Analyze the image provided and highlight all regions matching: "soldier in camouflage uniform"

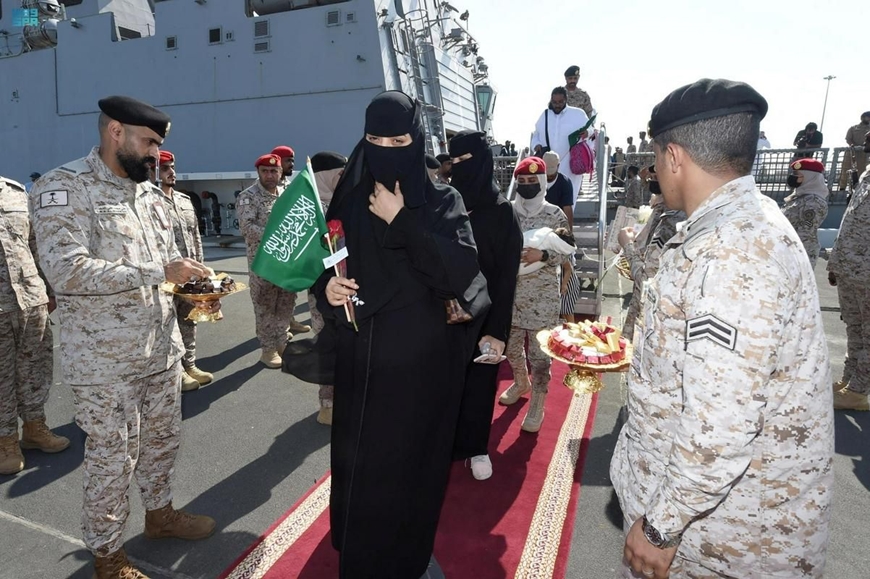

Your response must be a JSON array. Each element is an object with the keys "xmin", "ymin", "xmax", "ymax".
[
  {"xmin": 30, "ymin": 96, "xmax": 216, "ymax": 579},
  {"xmin": 838, "ymin": 112, "xmax": 870, "ymax": 190},
  {"xmin": 619, "ymin": 179, "xmax": 686, "ymax": 341},
  {"xmin": 612, "ymin": 80, "xmax": 833, "ymax": 579},
  {"xmin": 157, "ymin": 150, "xmax": 212, "ymax": 392},
  {"xmin": 499, "ymin": 158, "xmax": 568, "ymax": 433},
  {"xmin": 237, "ymin": 153, "xmax": 309, "ymax": 369},
  {"xmin": 563, "ymin": 65, "xmax": 594, "ymax": 117},
  {"xmin": 781, "ymin": 158, "xmax": 829, "ymax": 269},
  {"xmin": 0, "ymin": 176, "xmax": 70, "ymax": 476},
  {"xmin": 829, "ymin": 131, "xmax": 870, "ymax": 411},
  {"xmin": 623, "ymin": 165, "xmax": 643, "ymax": 209}
]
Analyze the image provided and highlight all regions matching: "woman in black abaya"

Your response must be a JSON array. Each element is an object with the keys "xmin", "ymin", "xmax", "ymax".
[
  {"xmin": 448, "ymin": 130, "xmax": 523, "ymax": 481},
  {"xmin": 315, "ymin": 91, "xmax": 490, "ymax": 579}
]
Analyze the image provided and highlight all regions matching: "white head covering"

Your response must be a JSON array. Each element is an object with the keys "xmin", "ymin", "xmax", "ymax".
[
  {"xmin": 512, "ymin": 173, "xmax": 549, "ymax": 217},
  {"xmin": 791, "ymin": 170, "xmax": 829, "ymax": 202},
  {"xmin": 542, "ymin": 151, "xmax": 560, "ymax": 176}
]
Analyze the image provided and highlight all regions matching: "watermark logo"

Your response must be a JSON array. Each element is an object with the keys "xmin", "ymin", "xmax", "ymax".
[{"xmin": 12, "ymin": 9, "xmax": 40, "ymax": 27}]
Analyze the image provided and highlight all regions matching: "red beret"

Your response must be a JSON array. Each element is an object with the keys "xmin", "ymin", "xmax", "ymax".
[
  {"xmin": 255, "ymin": 154, "xmax": 281, "ymax": 168},
  {"xmin": 514, "ymin": 156, "xmax": 546, "ymax": 177},
  {"xmin": 271, "ymin": 145, "xmax": 295, "ymax": 159},
  {"xmin": 158, "ymin": 150, "xmax": 174, "ymax": 165},
  {"xmin": 790, "ymin": 158, "xmax": 824, "ymax": 173}
]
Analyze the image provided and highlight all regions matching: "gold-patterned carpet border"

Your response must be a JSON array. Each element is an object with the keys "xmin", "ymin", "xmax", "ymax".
[
  {"xmin": 514, "ymin": 391, "xmax": 593, "ymax": 579},
  {"xmin": 224, "ymin": 476, "xmax": 332, "ymax": 579}
]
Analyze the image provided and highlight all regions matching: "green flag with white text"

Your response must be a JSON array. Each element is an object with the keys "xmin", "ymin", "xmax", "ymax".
[{"xmin": 251, "ymin": 164, "xmax": 329, "ymax": 292}]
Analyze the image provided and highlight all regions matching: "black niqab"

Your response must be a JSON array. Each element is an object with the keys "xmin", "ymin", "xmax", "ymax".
[
  {"xmin": 323, "ymin": 91, "xmax": 489, "ymax": 325},
  {"xmin": 448, "ymin": 130, "xmax": 499, "ymax": 212}
]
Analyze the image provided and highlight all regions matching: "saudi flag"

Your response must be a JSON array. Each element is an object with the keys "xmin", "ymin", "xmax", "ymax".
[{"xmin": 251, "ymin": 162, "xmax": 329, "ymax": 292}]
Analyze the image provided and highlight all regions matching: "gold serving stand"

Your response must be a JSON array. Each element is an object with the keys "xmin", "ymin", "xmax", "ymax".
[
  {"xmin": 160, "ymin": 273, "xmax": 248, "ymax": 323},
  {"xmin": 536, "ymin": 329, "xmax": 632, "ymax": 394}
]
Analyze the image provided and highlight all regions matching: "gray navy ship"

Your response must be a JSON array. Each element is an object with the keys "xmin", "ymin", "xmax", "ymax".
[{"xmin": 0, "ymin": 0, "xmax": 497, "ymax": 234}]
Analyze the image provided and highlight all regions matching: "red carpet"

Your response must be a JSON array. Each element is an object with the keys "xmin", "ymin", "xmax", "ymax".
[{"xmin": 220, "ymin": 362, "xmax": 599, "ymax": 579}]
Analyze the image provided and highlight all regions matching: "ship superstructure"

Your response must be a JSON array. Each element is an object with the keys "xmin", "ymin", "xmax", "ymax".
[{"xmin": 0, "ymin": 0, "xmax": 496, "ymax": 232}]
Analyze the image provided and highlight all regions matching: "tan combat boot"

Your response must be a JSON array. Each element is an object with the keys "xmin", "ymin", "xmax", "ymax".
[
  {"xmin": 92, "ymin": 548, "xmax": 149, "ymax": 579},
  {"xmin": 521, "ymin": 392, "xmax": 547, "ymax": 433},
  {"xmin": 186, "ymin": 366, "xmax": 213, "ymax": 385},
  {"xmin": 317, "ymin": 401, "xmax": 333, "ymax": 426},
  {"xmin": 288, "ymin": 320, "xmax": 311, "ymax": 335},
  {"xmin": 144, "ymin": 504, "xmax": 216, "ymax": 540},
  {"xmin": 0, "ymin": 434, "xmax": 24, "ymax": 475},
  {"xmin": 499, "ymin": 381, "xmax": 531, "ymax": 405},
  {"xmin": 833, "ymin": 388, "xmax": 870, "ymax": 411},
  {"xmin": 260, "ymin": 349, "xmax": 282, "ymax": 369},
  {"xmin": 181, "ymin": 372, "xmax": 200, "ymax": 392},
  {"xmin": 21, "ymin": 419, "xmax": 70, "ymax": 453},
  {"xmin": 833, "ymin": 379, "xmax": 848, "ymax": 393}
]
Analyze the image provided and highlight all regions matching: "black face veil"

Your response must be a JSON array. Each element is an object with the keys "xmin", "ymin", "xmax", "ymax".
[{"xmin": 448, "ymin": 130, "xmax": 499, "ymax": 211}]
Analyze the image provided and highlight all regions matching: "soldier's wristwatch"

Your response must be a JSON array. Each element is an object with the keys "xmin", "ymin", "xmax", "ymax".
[
  {"xmin": 642, "ymin": 515, "xmax": 681, "ymax": 549},
  {"xmin": 541, "ymin": 250, "xmax": 550, "ymax": 262}
]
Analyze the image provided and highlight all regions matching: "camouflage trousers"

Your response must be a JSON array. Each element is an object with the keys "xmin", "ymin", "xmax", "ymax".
[
  {"xmin": 505, "ymin": 326, "xmax": 551, "ymax": 394},
  {"xmin": 838, "ymin": 277, "xmax": 870, "ymax": 393},
  {"xmin": 71, "ymin": 362, "xmax": 182, "ymax": 556},
  {"xmin": 306, "ymin": 293, "xmax": 333, "ymax": 404},
  {"xmin": 249, "ymin": 272, "xmax": 296, "ymax": 351},
  {"xmin": 0, "ymin": 305, "xmax": 53, "ymax": 437},
  {"xmin": 174, "ymin": 297, "xmax": 197, "ymax": 369}
]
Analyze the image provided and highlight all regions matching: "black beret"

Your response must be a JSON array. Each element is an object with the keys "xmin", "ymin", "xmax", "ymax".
[
  {"xmin": 425, "ymin": 154, "xmax": 441, "ymax": 170},
  {"xmin": 311, "ymin": 151, "xmax": 348, "ymax": 173},
  {"xmin": 98, "ymin": 95, "xmax": 171, "ymax": 138},
  {"xmin": 436, "ymin": 153, "xmax": 451, "ymax": 164},
  {"xmin": 648, "ymin": 78, "xmax": 768, "ymax": 138},
  {"xmin": 862, "ymin": 111, "xmax": 870, "ymax": 118},
  {"xmin": 564, "ymin": 65, "xmax": 580, "ymax": 76}
]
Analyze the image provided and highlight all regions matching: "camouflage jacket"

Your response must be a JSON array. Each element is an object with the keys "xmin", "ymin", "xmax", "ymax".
[
  {"xmin": 611, "ymin": 176, "xmax": 834, "ymax": 577},
  {"xmin": 781, "ymin": 192, "xmax": 828, "ymax": 262},
  {"xmin": 29, "ymin": 147, "xmax": 183, "ymax": 385},
  {"xmin": 511, "ymin": 203, "xmax": 568, "ymax": 330},
  {"xmin": 564, "ymin": 86, "xmax": 594, "ymax": 117},
  {"xmin": 160, "ymin": 188, "xmax": 203, "ymax": 263},
  {"xmin": 0, "ymin": 177, "xmax": 51, "ymax": 312},
  {"xmin": 828, "ymin": 168, "xmax": 870, "ymax": 281},
  {"xmin": 237, "ymin": 181, "xmax": 280, "ymax": 263},
  {"xmin": 623, "ymin": 177, "xmax": 642, "ymax": 209}
]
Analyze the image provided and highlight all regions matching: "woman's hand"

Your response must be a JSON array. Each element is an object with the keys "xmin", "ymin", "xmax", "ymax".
[
  {"xmin": 326, "ymin": 276, "xmax": 359, "ymax": 306},
  {"xmin": 369, "ymin": 181, "xmax": 404, "ymax": 224}
]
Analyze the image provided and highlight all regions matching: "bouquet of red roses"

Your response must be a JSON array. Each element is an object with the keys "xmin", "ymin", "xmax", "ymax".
[{"xmin": 325, "ymin": 219, "xmax": 358, "ymax": 331}]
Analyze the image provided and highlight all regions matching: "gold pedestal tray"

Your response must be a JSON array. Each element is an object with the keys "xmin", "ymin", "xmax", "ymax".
[
  {"xmin": 616, "ymin": 255, "xmax": 633, "ymax": 280},
  {"xmin": 536, "ymin": 329, "xmax": 632, "ymax": 394},
  {"xmin": 160, "ymin": 277, "xmax": 248, "ymax": 323}
]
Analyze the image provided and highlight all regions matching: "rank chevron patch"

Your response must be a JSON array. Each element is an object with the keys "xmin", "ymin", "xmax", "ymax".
[{"xmin": 685, "ymin": 314, "xmax": 737, "ymax": 350}]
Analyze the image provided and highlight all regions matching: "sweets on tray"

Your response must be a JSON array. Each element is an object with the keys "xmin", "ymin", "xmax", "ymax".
[
  {"xmin": 546, "ymin": 320, "xmax": 628, "ymax": 365},
  {"xmin": 176, "ymin": 276, "xmax": 237, "ymax": 295}
]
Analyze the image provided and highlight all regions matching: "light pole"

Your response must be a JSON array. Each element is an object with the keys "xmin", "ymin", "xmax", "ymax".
[{"xmin": 820, "ymin": 75, "xmax": 836, "ymax": 132}]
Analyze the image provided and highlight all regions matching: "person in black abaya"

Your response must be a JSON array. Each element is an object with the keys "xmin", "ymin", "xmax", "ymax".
[
  {"xmin": 448, "ymin": 130, "xmax": 523, "ymax": 481},
  {"xmin": 315, "ymin": 91, "xmax": 490, "ymax": 579}
]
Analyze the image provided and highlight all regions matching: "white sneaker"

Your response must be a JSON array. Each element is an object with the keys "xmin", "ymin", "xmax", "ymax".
[{"xmin": 469, "ymin": 454, "xmax": 492, "ymax": 480}]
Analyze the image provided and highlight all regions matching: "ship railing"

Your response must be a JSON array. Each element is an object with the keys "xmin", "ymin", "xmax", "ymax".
[{"xmin": 604, "ymin": 147, "xmax": 861, "ymax": 206}]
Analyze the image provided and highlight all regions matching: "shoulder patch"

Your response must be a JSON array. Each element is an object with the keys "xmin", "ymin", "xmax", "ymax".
[
  {"xmin": 686, "ymin": 314, "xmax": 737, "ymax": 351},
  {"xmin": 39, "ymin": 190, "xmax": 69, "ymax": 208}
]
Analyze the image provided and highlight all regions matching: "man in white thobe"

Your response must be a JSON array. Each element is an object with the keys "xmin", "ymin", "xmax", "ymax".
[{"xmin": 531, "ymin": 87, "xmax": 590, "ymax": 203}]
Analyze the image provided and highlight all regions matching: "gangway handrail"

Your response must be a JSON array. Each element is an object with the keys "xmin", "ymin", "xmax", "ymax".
[{"xmin": 595, "ymin": 128, "xmax": 608, "ymax": 315}]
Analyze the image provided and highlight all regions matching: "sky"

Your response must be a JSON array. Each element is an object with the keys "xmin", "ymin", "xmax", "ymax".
[{"xmin": 457, "ymin": 0, "xmax": 867, "ymax": 151}]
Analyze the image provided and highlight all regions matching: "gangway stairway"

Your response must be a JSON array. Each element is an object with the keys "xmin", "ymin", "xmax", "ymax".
[{"xmin": 571, "ymin": 128, "xmax": 609, "ymax": 317}]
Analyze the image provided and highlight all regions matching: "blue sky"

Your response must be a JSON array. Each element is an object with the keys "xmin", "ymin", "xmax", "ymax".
[{"xmin": 460, "ymin": 0, "xmax": 867, "ymax": 150}]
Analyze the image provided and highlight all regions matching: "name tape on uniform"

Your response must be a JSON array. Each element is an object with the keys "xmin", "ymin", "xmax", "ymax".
[
  {"xmin": 95, "ymin": 204, "xmax": 127, "ymax": 215},
  {"xmin": 685, "ymin": 314, "xmax": 737, "ymax": 351},
  {"xmin": 323, "ymin": 246, "xmax": 349, "ymax": 269},
  {"xmin": 40, "ymin": 190, "xmax": 68, "ymax": 208}
]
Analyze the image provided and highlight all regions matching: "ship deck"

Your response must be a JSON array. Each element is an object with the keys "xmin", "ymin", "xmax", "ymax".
[{"xmin": 0, "ymin": 246, "xmax": 866, "ymax": 578}]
